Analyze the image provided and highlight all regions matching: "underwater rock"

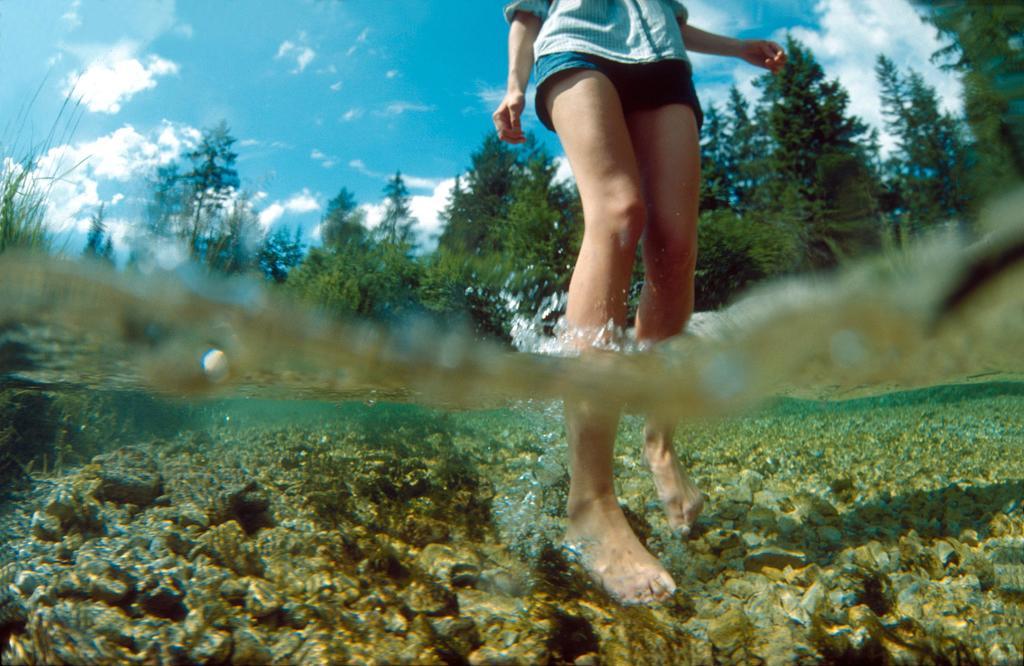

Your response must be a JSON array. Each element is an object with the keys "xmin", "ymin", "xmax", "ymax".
[
  {"xmin": 231, "ymin": 627, "xmax": 273, "ymax": 665},
  {"xmin": 743, "ymin": 547, "xmax": 808, "ymax": 573},
  {"xmin": 244, "ymin": 576, "xmax": 284, "ymax": 620},
  {"xmin": 706, "ymin": 606, "xmax": 752, "ymax": 653},
  {"xmin": 401, "ymin": 579, "xmax": 458, "ymax": 617},
  {"xmin": 91, "ymin": 447, "xmax": 163, "ymax": 506},
  {"xmin": 138, "ymin": 573, "xmax": 188, "ymax": 620},
  {"xmin": 197, "ymin": 520, "xmax": 264, "ymax": 577},
  {"xmin": 190, "ymin": 628, "xmax": 233, "ymax": 664},
  {"xmin": 13, "ymin": 570, "xmax": 44, "ymax": 597},
  {"xmin": 29, "ymin": 510, "xmax": 61, "ymax": 542},
  {"xmin": 89, "ymin": 575, "xmax": 132, "ymax": 606},
  {"xmin": 415, "ymin": 543, "xmax": 483, "ymax": 589}
]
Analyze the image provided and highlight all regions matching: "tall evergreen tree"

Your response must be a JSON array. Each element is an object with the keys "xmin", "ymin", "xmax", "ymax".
[
  {"xmin": 377, "ymin": 171, "xmax": 416, "ymax": 249},
  {"xmin": 914, "ymin": 1, "xmax": 1024, "ymax": 202},
  {"xmin": 754, "ymin": 36, "xmax": 879, "ymax": 266},
  {"xmin": 183, "ymin": 121, "xmax": 241, "ymax": 258},
  {"xmin": 321, "ymin": 187, "xmax": 366, "ymax": 249},
  {"xmin": 699, "ymin": 104, "xmax": 731, "ymax": 212},
  {"xmin": 876, "ymin": 54, "xmax": 969, "ymax": 230},
  {"xmin": 83, "ymin": 204, "xmax": 114, "ymax": 264},
  {"xmin": 258, "ymin": 225, "xmax": 305, "ymax": 283},
  {"xmin": 723, "ymin": 86, "xmax": 763, "ymax": 212},
  {"xmin": 438, "ymin": 134, "xmax": 519, "ymax": 254}
]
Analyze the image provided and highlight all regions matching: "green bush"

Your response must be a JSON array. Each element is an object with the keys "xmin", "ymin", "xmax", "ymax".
[
  {"xmin": 694, "ymin": 210, "xmax": 801, "ymax": 310},
  {"xmin": 288, "ymin": 241, "xmax": 424, "ymax": 321}
]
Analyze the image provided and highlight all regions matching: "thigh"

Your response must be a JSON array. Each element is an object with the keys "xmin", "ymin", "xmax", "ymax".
[
  {"xmin": 625, "ymin": 104, "xmax": 701, "ymax": 246},
  {"xmin": 546, "ymin": 70, "xmax": 644, "ymax": 217}
]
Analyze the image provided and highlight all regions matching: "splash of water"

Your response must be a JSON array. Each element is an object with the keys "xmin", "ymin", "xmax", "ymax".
[{"xmin": 1, "ymin": 191, "xmax": 1023, "ymax": 417}]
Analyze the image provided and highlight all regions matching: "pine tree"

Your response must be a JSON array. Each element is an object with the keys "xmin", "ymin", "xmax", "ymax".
[
  {"xmin": 876, "ymin": 54, "xmax": 969, "ymax": 231},
  {"xmin": 438, "ymin": 134, "xmax": 519, "ymax": 254},
  {"xmin": 377, "ymin": 171, "xmax": 416, "ymax": 249},
  {"xmin": 258, "ymin": 225, "xmax": 305, "ymax": 283},
  {"xmin": 321, "ymin": 187, "xmax": 366, "ymax": 249},
  {"xmin": 83, "ymin": 204, "xmax": 114, "ymax": 264},
  {"xmin": 754, "ymin": 36, "xmax": 879, "ymax": 266},
  {"xmin": 723, "ymin": 86, "xmax": 763, "ymax": 212},
  {"xmin": 699, "ymin": 104, "xmax": 731, "ymax": 212},
  {"xmin": 914, "ymin": 0, "xmax": 1024, "ymax": 202},
  {"xmin": 144, "ymin": 120, "xmax": 243, "ymax": 268}
]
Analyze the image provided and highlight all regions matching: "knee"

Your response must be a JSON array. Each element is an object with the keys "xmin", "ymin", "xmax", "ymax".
[
  {"xmin": 647, "ymin": 224, "xmax": 698, "ymax": 276},
  {"xmin": 585, "ymin": 191, "xmax": 647, "ymax": 252}
]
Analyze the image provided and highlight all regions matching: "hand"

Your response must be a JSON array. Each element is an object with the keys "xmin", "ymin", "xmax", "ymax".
[
  {"xmin": 738, "ymin": 39, "xmax": 786, "ymax": 74},
  {"xmin": 493, "ymin": 90, "xmax": 526, "ymax": 144}
]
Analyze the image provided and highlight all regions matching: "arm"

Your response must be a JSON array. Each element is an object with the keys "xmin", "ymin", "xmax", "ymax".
[
  {"xmin": 494, "ymin": 11, "xmax": 542, "ymax": 145},
  {"xmin": 679, "ymin": 22, "xmax": 787, "ymax": 73}
]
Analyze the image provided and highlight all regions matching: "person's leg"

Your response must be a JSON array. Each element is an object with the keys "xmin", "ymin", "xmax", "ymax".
[
  {"xmin": 546, "ymin": 69, "xmax": 677, "ymax": 603},
  {"xmin": 625, "ymin": 104, "xmax": 705, "ymax": 535}
]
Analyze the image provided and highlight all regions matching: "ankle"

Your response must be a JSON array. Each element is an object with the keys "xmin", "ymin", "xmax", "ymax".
[
  {"xmin": 567, "ymin": 492, "xmax": 618, "ymax": 521},
  {"xmin": 644, "ymin": 444, "xmax": 675, "ymax": 468}
]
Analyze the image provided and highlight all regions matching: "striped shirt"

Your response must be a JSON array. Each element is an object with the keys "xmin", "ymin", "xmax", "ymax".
[{"xmin": 503, "ymin": 0, "xmax": 691, "ymax": 65}]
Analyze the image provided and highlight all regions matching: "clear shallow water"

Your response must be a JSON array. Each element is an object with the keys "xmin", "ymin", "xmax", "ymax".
[
  {"xmin": 2, "ymin": 202, "xmax": 1023, "ymax": 416},
  {"xmin": 0, "ymin": 199, "xmax": 1023, "ymax": 663}
]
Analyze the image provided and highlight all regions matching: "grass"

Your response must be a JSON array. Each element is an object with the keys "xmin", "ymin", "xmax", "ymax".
[
  {"xmin": 0, "ymin": 156, "xmax": 50, "ymax": 253},
  {"xmin": 0, "ymin": 84, "xmax": 84, "ymax": 255}
]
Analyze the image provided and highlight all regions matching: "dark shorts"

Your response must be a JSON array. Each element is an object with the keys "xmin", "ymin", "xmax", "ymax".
[{"xmin": 534, "ymin": 51, "xmax": 703, "ymax": 133}]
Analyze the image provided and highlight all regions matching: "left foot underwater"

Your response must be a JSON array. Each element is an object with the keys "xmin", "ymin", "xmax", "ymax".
[{"xmin": 645, "ymin": 428, "xmax": 704, "ymax": 536}]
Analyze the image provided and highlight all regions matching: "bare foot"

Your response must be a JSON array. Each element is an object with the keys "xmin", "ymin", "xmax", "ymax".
[
  {"xmin": 564, "ymin": 496, "xmax": 677, "ymax": 604},
  {"xmin": 645, "ymin": 428, "xmax": 704, "ymax": 536}
]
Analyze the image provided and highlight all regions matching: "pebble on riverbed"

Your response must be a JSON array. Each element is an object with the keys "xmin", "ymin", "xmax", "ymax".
[{"xmin": 0, "ymin": 391, "xmax": 1023, "ymax": 664}]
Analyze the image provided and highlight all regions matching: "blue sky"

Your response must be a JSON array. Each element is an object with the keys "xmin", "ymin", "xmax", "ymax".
[{"xmin": 0, "ymin": 0, "xmax": 961, "ymax": 256}]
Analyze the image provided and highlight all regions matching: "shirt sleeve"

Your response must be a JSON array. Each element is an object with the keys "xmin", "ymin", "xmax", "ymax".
[
  {"xmin": 669, "ymin": 1, "xmax": 688, "ymax": 24},
  {"xmin": 503, "ymin": 0, "xmax": 548, "ymax": 24}
]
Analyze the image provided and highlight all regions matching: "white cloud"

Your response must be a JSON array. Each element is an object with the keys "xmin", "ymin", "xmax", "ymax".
[
  {"xmin": 386, "ymin": 69, "xmax": 399, "ymax": 79},
  {"xmin": 347, "ymin": 159, "xmax": 442, "ymax": 192},
  {"xmin": 257, "ymin": 188, "xmax": 321, "ymax": 229},
  {"xmin": 341, "ymin": 108, "xmax": 364, "ymax": 122},
  {"xmin": 787, "ymin": 0, "xmax": 962, "ymax": 153},
  {"xmin": 61, "ymin": 0, "xmax": 82, "ymax": 29},
  {"xmin": 276, "ymin": 34, "xmax": 316, "ymax": 74},
  {"xmin": 404, "ymin": 175, "xmax": 445, "ymax": 190},
  {"xmin": 409, "ymin": 178, "xmax": 456, "ymax": 250},
  {"xmin": 381, "ymin": 101, "xmax": 435, "ymax": 116},
  {"xmin": 63, "ymin": 42, "xmax": 179, "ymax": 114},
  {"xmin": 174, "ymin": 24, "xmax": 194, "ymax": 39},
  {"xmin": 284, "ymin": 189, "xmax": 320, "ymax": 213},
  {"xmin": 683, "ymin": 0, "xmax": 747, "ymax": 36},
  {"xmin": 346, "ymin": 27, "xmax": 370, "ymax": 56},
  {"xmin": 25, "ymin": 122, "xmax": 199, "ymax": 233},
  {"xmin": 554, "ymin": 155, "xmax": 574, "ymax": 184},
  {"xmin": 258, "ymin": 203, "xmax": 286, "ymax": 229},
  {"xmin": 330, "ymin": 81, "xmax": 343, "ymax": 92},
  {"xmin": 310, "ymin": 149, "xmax": 336, "ymax": 168}
]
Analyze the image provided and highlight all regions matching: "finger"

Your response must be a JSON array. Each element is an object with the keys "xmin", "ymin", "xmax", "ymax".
[
  {"xmin": 493, "ymin": 107, "xmax": 511, "ymax": 133},
  {"xmin": 509, "ymin": 106, "xmax": 519, "ymax": 131}
]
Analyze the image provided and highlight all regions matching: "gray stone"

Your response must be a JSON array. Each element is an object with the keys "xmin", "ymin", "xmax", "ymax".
[
  {"xmin": 14, "ymin": 570, "xmax": 45, "ymax": 596},
  {"xmin": 30, "ymin": 510, "xmax": 61, "ymax": 542},
  {"xmin": 744, "ymin": 547, "xmax": 808, "ymax": 573},
  {"xmin": 707, "ymin": 607, "xmax": 751, "ymax": 651},
  {"xmin": 232, "ymin": 628, "xmax": 273, "ymax": 665},
  {"xmin": 934, "ymin": 540, "xmax": 958, "ymax": 567},
  {"xmin": 190, "ymin": 629, "xmax": 233, "ymax": 664},
  {"xmin": 92, "ymin": 448, "xmax": 163, "ymax": 507},
  {"xmin": 90, "ymin": 577, "xmax": 131, "ymax": 605}
]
